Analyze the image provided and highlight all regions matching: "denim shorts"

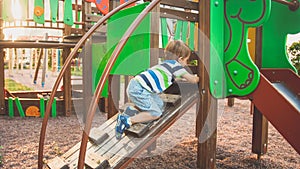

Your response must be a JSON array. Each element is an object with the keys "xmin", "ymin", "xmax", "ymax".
[{"xmin": 127, "ymin": 79, "xmax": 164, "ymax": 117}]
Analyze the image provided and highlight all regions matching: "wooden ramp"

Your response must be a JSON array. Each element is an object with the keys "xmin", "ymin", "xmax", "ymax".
[{"xmin": 47, "ymin": 91, "xmax": 199, "ymax": 169}]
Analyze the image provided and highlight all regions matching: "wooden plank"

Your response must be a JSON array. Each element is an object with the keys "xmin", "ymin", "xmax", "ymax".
[
  {"xmin": 85, "ymin": 152, "xmax": 109, "ymax": 169},
  {"xmin": 85, "ymin": 14, "xmax": 103, "ymax": 22},
  {"xmin": 62, "ymin": 115, "xmax": 118, "ymax": 167},
  {"xmin": 119, "ymin": 94, "xmax": 180, "ymax": 137},
  {"xmin": 109, "ymin": 93, "xmax": 199, "ymax": 168},
  {"xmin": 10, "ymin": 90, "xmax": 64, "ymax": 98},
  {"xmin": 47, "ymin": 157, "xmax": 69, "ymax": 169},
  {"xmin": 89, "ymin": 128, "xmax": 109, "ymax": 145},
  {"xmin": 50, "ymin": 91, "xmax": 198, "ymax": 169},
  {"xmin": 61, "ymin": 115, "xmax": 117, "ymax": 167},
  {"xmin": 161, "ymin": 0, "xmax": 199, "ymax": 11},
  {"xmin": 101, "ymin": 136, "xmax": 132, "ymax": 159},
  {"xmin": 160, "ymin": 8, "xmax": 198, "ymax": 22},
  {"xmin": 124, "ymin": 123, "xmax": 151, "ymax": 137},
  {"xmin": 64, "ymin": 115, "xmax": 116, "ymax": 165},
  {"xmin": 63, "ymin": 142, "xmax": 93, "ymax": 168},
  {"xmin": 61, "ymin": 142, "xmax": 82, "ymax": 160},
  {"xmin": 159, "ymin": 94, "xmax": 181, "ymax": 105},
  {"xmin": 0, "ymin": 40, "xmax": 76, "ymax": 49}
]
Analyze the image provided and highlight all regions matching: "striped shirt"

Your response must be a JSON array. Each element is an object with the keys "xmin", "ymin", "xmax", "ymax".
[{"xmin": 135, "ymin": 60, "xmax": 188, "ymax": 93}]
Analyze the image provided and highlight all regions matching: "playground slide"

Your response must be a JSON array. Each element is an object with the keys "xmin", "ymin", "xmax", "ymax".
[{"xmin": 250, "ymin": 68, "xmax": 300, "ymax": 154}]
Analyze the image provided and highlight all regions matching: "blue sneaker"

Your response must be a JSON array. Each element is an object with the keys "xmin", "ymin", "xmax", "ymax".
[
  {"xmin": 123, "ymin": 106, "xmax": 139, "ymax": 116},
  {"xmin": 115, "ymin": 114, "xmax": 131, "ymax": 140}
]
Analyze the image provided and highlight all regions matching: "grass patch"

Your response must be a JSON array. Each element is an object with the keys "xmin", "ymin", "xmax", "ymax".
[
  {"xmin": 71, "ymin": 68, "xmax": 82, "ymax": 76},
  {"xmin": 5, "ymin": 79, "xmax": 33, "ymax": 91}
]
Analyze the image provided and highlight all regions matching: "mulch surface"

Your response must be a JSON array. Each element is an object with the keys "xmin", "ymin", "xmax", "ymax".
[{"xmin": 0, "ymin": 99, "xmax": 299, "ymax": 168}]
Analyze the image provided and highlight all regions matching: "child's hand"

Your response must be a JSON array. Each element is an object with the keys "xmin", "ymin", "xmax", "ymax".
[
  {"xmin": 182, "ymin": 73, "xmax": 199, "ymax": 84},
  {"xmin": 175, "ymin": 78, "xmax": 187, "ymax": 82}
]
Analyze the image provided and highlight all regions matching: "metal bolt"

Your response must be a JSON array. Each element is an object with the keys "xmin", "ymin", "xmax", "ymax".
[
  {"xmin": 214, "ymin": 80, "xmax": 218, "ymax": 84},
  {"xmin": 228, "ymin": 89, "xmax": 233, "ymax": 93},
  {"xmin": 233, "ymin": 70, "xmax": 238, "ymax": 75},
  {"xmin": 215, "ymin": 1, "xmax": 219, "ymax": 6}
]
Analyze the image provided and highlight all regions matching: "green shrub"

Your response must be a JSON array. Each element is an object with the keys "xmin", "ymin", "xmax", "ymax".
[{"xmin": 288, "ymin": 41, "xmax": 300, "ymax": 75}]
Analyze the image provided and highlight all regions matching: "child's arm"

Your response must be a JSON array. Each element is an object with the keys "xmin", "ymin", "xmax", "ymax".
[{"xmin": 182, "ymin": 73, "xmax": 199, "ymax": 84}]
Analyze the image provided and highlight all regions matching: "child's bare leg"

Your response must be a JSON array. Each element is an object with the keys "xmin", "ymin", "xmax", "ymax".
[{"xmin": 130, "ymin": 112, "xmax": 160, "ymax": 124}]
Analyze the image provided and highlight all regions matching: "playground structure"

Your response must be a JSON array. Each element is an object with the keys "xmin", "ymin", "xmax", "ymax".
[
  {"xmin": 0, "ymin": 0, "xmax": 102, "ymax": 117},
  {"xmin": 0, "ymin": 0, "xmax": 299, "ymax": 169}
]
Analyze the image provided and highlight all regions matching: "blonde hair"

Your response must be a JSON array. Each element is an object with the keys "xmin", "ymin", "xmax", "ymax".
[{"xmin": 164, "ymin": 40, "xmax": 191, "ymax": 60}]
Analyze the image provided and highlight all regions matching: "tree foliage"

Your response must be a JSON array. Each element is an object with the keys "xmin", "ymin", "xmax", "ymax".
[{"xmin": 287, "ymin": 41, "xmax": 300, "ymax": 75}]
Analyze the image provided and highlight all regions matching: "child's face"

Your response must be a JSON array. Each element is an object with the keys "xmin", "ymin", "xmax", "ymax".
[{"xmin": 178, "ymin": 56, "xmax": 190, "ymax": 67}]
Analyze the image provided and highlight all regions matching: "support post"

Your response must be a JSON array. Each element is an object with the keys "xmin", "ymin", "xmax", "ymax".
[
  {"xmin": 147, "ymin": 1, "xmax": 160, "ymax": 152},
  {"xmin": 107, "ymin": 0, "xmax": 120, "ymax": 119},
  {"xmin": 82, "ymin": 36, "xmax": 92, "ymax": 121},
  {"xmin": 0, "ymin": 48, "xmax": 4, "ymax": 115},
  {"xmin": 63, "ymin": 25, "xmax": 72, "ymax": 116},
  {"xmin": 108, "ymin": 75, "xmax": 119, "ymax": 119},
  {"xmin": 0, "ymin": 0, "xmax": 5, "ymax": 115},
  {"xmin": 150, "ymin": 2, "xmax": 160, "ymax": 67},
  {"xmin": 197, "ymin": 0, "xmax": 217, "ymax": 168},
  {"xmin": 251, "ymin": 26, "xmax": 269, "ymax": 158},
  {"xmin": 227, "ymin": 98, "xmax": 234, "ymax": 107},
  {"xmin": 252, "ymin": 106, "xmax": 268, "ymax": 159}
]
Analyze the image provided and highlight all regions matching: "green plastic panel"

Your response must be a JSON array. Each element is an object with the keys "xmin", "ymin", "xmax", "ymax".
[
  {"xmin": 160, "ymin": 18, "xmax": 195, "ymax": 50},
  {"xmin": 174, "ymin": 20, "xmax": 183, "ymax": 40},
  {"xmin": 222, "ymin": 0, "xmax": 271, "ymax": 97},
  {"xmin": 261, "ymin": 2, "xmax": 298, "ymax": 73},
  {"xmin": 40, "ymin": 98, "xmax": 45, "ymax": 118},
  {"xmin": 15, "ymin": 97, "xmax": 25, "ymax": 117},
  {"xmin": 50, "ymin": 0, "xmax": 59, "ymax": 23},
  {"xmin": 182, "ymin": 21, "xmax": 188, "ymax": 43},
  {"xmin": 92, "ymin": 43, "xmax": 109, "ymax": 97},
  {"xmin": 107, "ymin": 2, "xmax": 151, "ymax": 75},
  {"xmin": 189, "ymin": 22, "xmax": 195, "ymax": 51},
  {"xmin": 33, "ymin": 0, "xmax": 45, "ymax": 24},
  {"xmin": 8, "ymin": 97, "xmax": 14, "ymax": 117},
  {"xmin": 210, "ymin": 0, "xmax": 225, "ymax": 98},
  {"xmin": 161, "ymin": 18, "xmax": 169, "ymax": 48},
  {"xmin": 63, "ymin": 0, "xmax": 74, "ymax": 26}
]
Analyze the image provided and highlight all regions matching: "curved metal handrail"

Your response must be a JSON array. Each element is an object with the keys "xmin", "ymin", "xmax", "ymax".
[
  {"xmin": 37, "ymin": 0, "xmax": 139, "ymax": 168},
  {"xmin": 77, "ymin": 0, "xmax": 161, "ymax": 168}
]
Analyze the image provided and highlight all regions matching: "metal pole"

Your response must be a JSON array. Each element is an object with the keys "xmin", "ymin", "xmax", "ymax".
[{"xmin": 272, "ymin": 0, "xmax": 299, "ymax": 11}]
